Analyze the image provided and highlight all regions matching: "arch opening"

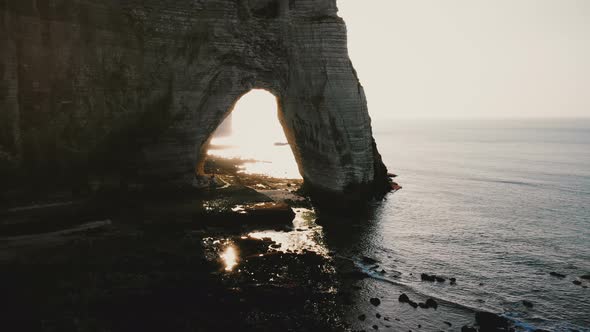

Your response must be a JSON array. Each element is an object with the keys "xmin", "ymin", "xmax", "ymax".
[{"xmin": 204, "ymin": 89, "xmax": 302, "ymax": 181}]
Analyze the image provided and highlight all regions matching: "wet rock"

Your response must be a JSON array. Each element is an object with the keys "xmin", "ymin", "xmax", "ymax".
[
  {"xmin": 358, "ymin": 314, "xmax": 367, "ymax": 321},
  {"xmin": 419, "ymin": 272, "xmax": 446, "ymax": 283},
  {"xmin": 344, "ymin": 271, "xmax": 369, "ymax": 280},
  {"xmin": 418, "ymin": 299, "xmax": 438, "ymax": 310},
  {"xmin": 241, "ymin": 202, "xmax": 296, "ymax": 225},
  {"xmin": 450, "ymin": 278, "xmax": 457, "ymax": 285},
  {"xmin": 399, "ymin": 293, "xmax": 410, "ymax": 303},
  {"xmin": 462, "ymin": 326, "xmax": 477, "ymax": 332},
  {"xmin": 549, "ymin": 272, "xmax": 566, "ymax": 278},
  {"xmin": 362, "ymin": 256, "xmax": 379, "ymax": 265},
  {"xmin": 522, "ymin": 300, "xmax": 534, "ymax": 308},
  {"xmin": 580, "ymin": 274, "xmax": 590, "ymax": 280},
  {"xmin": 425, "ymin": 298, "xmax": 438, "ymax": 309},
  {"xmin": 421, "ymin": 273, "xmax": 436, "ymax": 282},
  {"xmin": 475, "ymin": 311, "xmax": 510, "ymax": 331},
  {"xmin": 376, "ymin": 313, "xmax": 381, "ymax": 318},
  {"xmin": 235, "ymin": 237, "xmax": 274, "ymax": 257},
  {"xmin": 398, "ymin": 293, "xmax": 418, "ymax": 308},
  {"xmin": 573, "ymin": 280, "xmax": 582, "ymax": 285},
  {"xmin": 370, "ymin": 297, "xmax": 381, "ymax": 306},
  {"xmin": 338, "ymin": 258, "xmax": 369, "ymax": 280},
  {"xmin": 372, "ymin": 325, "xmax": 379, "ymax": 330}
]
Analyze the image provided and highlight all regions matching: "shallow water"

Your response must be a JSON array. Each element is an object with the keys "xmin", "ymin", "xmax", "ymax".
[{"xmin": 365, "ymin": 118, "xmax": 590, "ymax": 331}]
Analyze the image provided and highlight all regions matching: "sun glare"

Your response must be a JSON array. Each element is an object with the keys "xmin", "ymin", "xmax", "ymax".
[
  {"xmin": 220, "ymin": 245, "xmax": 238, "ymax": 272},
  {"xmin": 208, "ymin": 89, "xmax": 301, "ymax": 179}
]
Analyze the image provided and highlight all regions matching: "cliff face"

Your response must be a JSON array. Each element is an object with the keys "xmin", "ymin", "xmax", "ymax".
[{"xmin": 0, "ymin": 0, "xmax": 389, "ymax": 201}]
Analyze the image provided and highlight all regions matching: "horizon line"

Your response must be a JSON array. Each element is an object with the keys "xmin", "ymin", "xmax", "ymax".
[{"xmin": 372, "ymin": 115, "xmax": 590, "ymax": 120}]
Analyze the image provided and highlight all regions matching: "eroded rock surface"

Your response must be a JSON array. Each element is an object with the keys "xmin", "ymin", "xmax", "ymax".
[{"xmin": 0, "ymin": 0, "xmax": 389, "ymax": 202}]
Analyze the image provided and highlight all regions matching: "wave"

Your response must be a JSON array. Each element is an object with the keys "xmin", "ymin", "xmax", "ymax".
[
  {"xmin": 469, "ymin": 178, "xmax": 539, "ymax": 187},
  {"xmin": 348, "ymin": 255, "xmax": 590, "ymax": 332},
  {"xmin": 345, "ymin": 255, "xmax": 487, "ymax": 313}
]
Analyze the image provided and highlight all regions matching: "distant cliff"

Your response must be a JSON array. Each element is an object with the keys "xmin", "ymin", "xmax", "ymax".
[{"xmin": 0, "ymin": 0, "xmax": 389, "ymax": 202}]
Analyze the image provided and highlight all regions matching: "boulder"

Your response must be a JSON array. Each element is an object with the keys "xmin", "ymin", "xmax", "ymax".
[
  {"xmin": 398, "ymin": 293, "xmax": 410, "ymax": 303},
  {"xmin": 362, "ymin": 256, "xmax": 379, "ymax": 265},
  {"xmin": 475, "ymin": 312, "xmax": 510, "ymax": 331},
  {"xmin": 421, "ymin": 273, "xmax": 436, "ymax": 282},
  {"xmin": 425, "ymin": 298, "xmax": 438, "ymax": 309}
]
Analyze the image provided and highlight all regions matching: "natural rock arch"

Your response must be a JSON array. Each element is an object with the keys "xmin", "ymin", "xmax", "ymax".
[{"xmin": 0, "ymin": 0, "xmax": 390, "ymax": 204}]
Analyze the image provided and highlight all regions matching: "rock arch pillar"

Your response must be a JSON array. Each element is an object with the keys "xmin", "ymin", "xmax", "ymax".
[{"xmin": 0, "ymin": 0, "xmax": 391, "ymax": 205}]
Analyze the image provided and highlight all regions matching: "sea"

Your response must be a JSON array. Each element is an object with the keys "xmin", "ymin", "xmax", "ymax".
[
  {"xmin": 355, "ymin": 118, "xmax": 590, "ymax": 331},
  {"xmin": 211, "ymin": 117, "xmax": 590, "ymax": 331}
]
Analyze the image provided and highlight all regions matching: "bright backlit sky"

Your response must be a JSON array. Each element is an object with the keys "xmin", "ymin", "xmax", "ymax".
[
  {"xmin": 338, "ymin": 0, "xmax": 590, "ymax": 119},
  {"xmin": 210, "ymin": 90, "xmax": 302, "ymax": 178}
]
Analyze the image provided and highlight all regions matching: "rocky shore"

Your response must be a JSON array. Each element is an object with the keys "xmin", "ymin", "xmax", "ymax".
[{"xmin": 1, "ymin": 157, "xmax": 525, "ymax": 332}]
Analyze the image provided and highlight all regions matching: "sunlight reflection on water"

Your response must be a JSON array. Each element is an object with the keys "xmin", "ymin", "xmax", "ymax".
[
  {"xmin": 248, "ymin": 209, "xmax": 329, "ymax": 257},
  {"xmin": 207, "ymin": 89, "xmax": 302, "ymax": 179},
  {"xmin": 220, "ymin": 245, "xmax": 238, "ymax": 272},
  {"xmin": 208, "ymin": 209, "xmax": 328, "ymax": 274}
]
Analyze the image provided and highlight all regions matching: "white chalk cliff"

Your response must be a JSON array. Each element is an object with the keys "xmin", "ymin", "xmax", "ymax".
[{"xmin": 0, "ymin": 0, "xmax": 390, "ymax": 203}]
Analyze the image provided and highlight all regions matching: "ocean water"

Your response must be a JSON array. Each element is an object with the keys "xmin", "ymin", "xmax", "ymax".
[
  {"xmin": 353, "ymin": 118, "xmax": 590, "ymax": 330},
  {"xmin": 210, "ymin": 116, "xmax": 589, "ymax": 330}
]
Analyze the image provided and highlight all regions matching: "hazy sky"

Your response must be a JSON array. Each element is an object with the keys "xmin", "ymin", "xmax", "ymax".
[{"xmin": 338, "ymin": 0, "xmax": 590, "ymax": 119}]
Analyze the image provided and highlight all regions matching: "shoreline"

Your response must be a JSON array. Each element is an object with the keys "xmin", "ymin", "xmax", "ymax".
[{"xmin": 0, "ymin": 157, "xmax": 530, "ymax": 331}]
